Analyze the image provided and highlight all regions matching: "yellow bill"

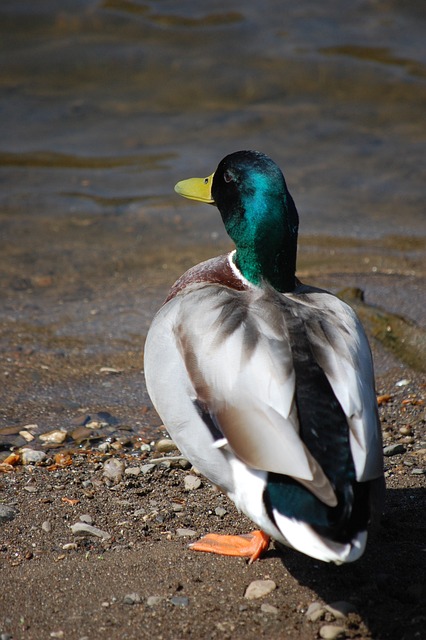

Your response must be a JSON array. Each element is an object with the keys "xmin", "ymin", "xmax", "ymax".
[{"xmin": 174, "ymin": 173, "xmax": 215, "ymax": 203}]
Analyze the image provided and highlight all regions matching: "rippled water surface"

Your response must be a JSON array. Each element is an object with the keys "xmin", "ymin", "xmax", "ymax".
[{"xmin": 0, "ymin": 0, "xmax": 425, "ymax": 430}]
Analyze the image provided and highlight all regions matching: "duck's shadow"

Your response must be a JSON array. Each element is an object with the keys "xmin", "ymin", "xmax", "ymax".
[{"xmin": 269, "ymin": 487, "xmax": 425, "ymax": 640}]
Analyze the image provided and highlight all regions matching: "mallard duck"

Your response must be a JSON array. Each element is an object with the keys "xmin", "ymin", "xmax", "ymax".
[{"xmin": 144, "ymin": 150, "xmax": 384, "ymax": 564}]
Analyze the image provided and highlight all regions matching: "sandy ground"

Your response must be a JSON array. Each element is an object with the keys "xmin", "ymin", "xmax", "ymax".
[{"xmin": 1, "ymin": 367, "xmax": 425, "ymax": 640}]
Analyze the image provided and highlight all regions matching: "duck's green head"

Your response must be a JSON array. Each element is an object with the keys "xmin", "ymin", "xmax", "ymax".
[{"xmin": 175, "ymin": 150, "xmax": 299, "ymax": 292}]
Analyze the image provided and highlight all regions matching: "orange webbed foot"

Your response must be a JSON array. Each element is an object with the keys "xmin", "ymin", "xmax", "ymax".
[{"xmin": 189, "ymin": 530, "xmax": 270, "ymax": 564}]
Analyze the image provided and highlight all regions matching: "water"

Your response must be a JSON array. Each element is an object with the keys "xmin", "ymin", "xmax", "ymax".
[{"xmin": 0, "ymin": 0, "xmax": 425, "ymax": 431}]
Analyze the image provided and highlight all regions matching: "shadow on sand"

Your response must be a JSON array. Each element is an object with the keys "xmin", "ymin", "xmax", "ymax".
[{"xmin": 271, "ymin": 487, "xmax": 425, "ymax": 639}]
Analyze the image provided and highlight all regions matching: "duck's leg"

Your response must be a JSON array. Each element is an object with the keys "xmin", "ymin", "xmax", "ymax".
[{"xmin": 189, "ymin": 530, "xmax": 270, "ymax": 564}]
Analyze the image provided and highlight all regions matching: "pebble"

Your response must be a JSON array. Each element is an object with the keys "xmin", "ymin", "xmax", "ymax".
[
  {"xmin": 399, "ymin": 425, "xmax": 412, "ymax": 436},
  {"xmin": 411, "ymin": 468, "xmax": 425, "ymax": 475},
  {"xmin": 170, "ymin": 596, "xmax": 189, "ymax": 607},
  {"xmin": 23, "ymin": 485, "xmax": 38, "ymax": 493},
  {"xmin": 395, "ymin": 378, "xmax": 410, "ymax": 386},
  {"xmin": 146, "ymin": 596, "xmax": 163, "ymax": 606},
  {"xmin": 39, "ymin": 429, "xmax": 67, "ymax": 445},
  {"xmin": 79, "ymin": 514, "xmax": 93, "ymax": 524},
  {"xmin": 214, "ymin": 507, "xmax": 227, "ymax": 518},
  {"xmin": 86, "ymin": 420, "xmax": 103, "ymax": 430},
  {"xmin": 125, "ymin": 466, "xmax": 141, "ymax": 477},
  {"xmin": 383, "ymin": 443, "xmax": 406, "ymax": 456},
  {"xmin": 176, "ymin": 528, "xmax": 197, "ymax": 537},
  {"xmin": 0, "ymin": 505, "xmax": 17, "ymax": 524},
  {"xmin": 50, "ymin": 631, "xmax": 64, "ymax": 639},
  {"xmin": 140, "ymin": 463, "xmax": 156, "ymax": 475},
  {"xmin": 70, "ymin": 522, "xmax": 111, "ymax": 540},
  {"xmin": 261, "ymin": 603, "xmax": 278, "ymax": 614},
  {"xmin": 325, "ymin": 601, "xmax": 357, "ymax": 619},
  {"xmin": 41, "ymin": 520, "xmax": 52, "ymax": 533},
  {"xmin": 20, "ymin": 448, "xmax": 47, "ymax": 465},
  {"xmin": 19, "ymin": 430, "xmax": 35, "ymax": 442},
  {"xmin": 319, "ymin": 624, "xmax": 346, "ymax": 639},
  {"xmin": 305, "ymin": 601, "xmax": 325, "ymax": 622},
  {"xmin": 155, "ymin": 438, "xmax": 178, "ymax": 453},
  {"xmin": 123, "ymin": 592, "xmax": 141, "ymax": 605},
  {"xmin": 103, "ymin": 458, "xmax": 125, "ymax": 483},
  {"xmin": 62, "ymin": 543, "xmax": 78, "ymax": 551},
  {"xmin": 244, "ymin": 579, "xmax": 276, "ymax": 600},
  {"xmin": 184, "ymin": 475, "xmax": 201, "ymax": 491},
  {"xmin": 21, "ymin": 424, "xmax": 38, "ymax": 432}
]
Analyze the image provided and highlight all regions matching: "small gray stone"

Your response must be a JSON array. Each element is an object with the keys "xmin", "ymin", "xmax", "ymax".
[
  {"xmin": 140, "ymin": 463, "xmax": 156, "ymax": 475},
  {"xmin": 41, "ymin": 520, "xmax": 52, "ymax": 533},
  {"xmin": 383, "ymin": 444, "xmax": 406, "ymax": 456},
  {"xmin": 70, "ymin": 522, "xmax": 111, "ymax": 540},
  {"xmin": 79, "ymin": 514, "xmax": 93, "ymax": 524},
  {"xmin": 0, "ymin": 505, "xmax": 17, "ymax": 524},
  {"xmin": 125, "ymin": 466, "xmax": 141, "ymax": 477},
  {"xmin": 305, "ymin": 601, "xmax": 325, "ymax": 622},
  {"xmin": 319, "ymin": 625, "xmax": 346, "ymax": 640},
  {"xmin": 146, "ymin": 596, "xmax": 163, "ymax": 607},
  {"xmin": 155, "ymin": 438, "xmax": 178, "ymax": 453},
  {"xmin": 123, "ymin": 592, "xmax": 141, "ymax": 605},
  {"xmin": 325, "ymin": 601, "xmax": 357, "ymax": 619},
  {"xmin": 184, "ymin": 475, "xmax": 201, "ymax": 491},
  {"xmin": 103, "ymin": 458, "xmax": 125, "ymax": 483},
  {"xmin": 244, "ymin": 580, "xmax": 276, "ymax": 600},
  {"xmin": 411, "ymin": 468, "xmax": 425, "ymax": 475},
  {"xmin": 261, "ymin": 603, "xmax": 278, "ymax": 614},
  {"xmin": 62, "ymin": 543, "xmax": 78, "ymax": 550},
  {"xmin": 23, "ymin": 485, "xmax": 37, "ymax": 493},
  {"xmin": 176, "ymin": 528, "xmax": 197, "ymax": 537},
  {"xmin": 170, "ymin": 596, "xmax": 189, "ymax": 607},
  {"xmin": 214, "ymin": 507, "xmax": 227, "ymax": 518}
]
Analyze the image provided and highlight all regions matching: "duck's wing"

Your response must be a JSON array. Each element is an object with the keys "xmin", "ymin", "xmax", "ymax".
[
  {"xmin": 285, "ymin": 287, "xmax": 383, "ymax": 483},
  {"xmin": 145, "ymin": 283, "xmax": 382, "ymax": 507}
]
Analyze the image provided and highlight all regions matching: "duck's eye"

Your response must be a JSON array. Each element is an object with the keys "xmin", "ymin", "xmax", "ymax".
[
  {"xmin": 223, "ymin": 170, "xmax": 234, "ymax": 183},
  {"xmin": 204, "ymin": 177, "xmax": 209, "ymax": 184}
]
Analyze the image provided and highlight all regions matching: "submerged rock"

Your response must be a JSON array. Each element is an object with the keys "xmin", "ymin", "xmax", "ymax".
[{"xmin": 39, "ymin": 429, "xmax": 67, "ymax": 445}]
